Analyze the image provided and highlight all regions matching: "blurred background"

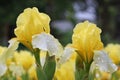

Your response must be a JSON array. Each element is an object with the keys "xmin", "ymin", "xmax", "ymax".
[{"xmin": 0, "ymin": 0, "xmax": 120, "ymax": 47}]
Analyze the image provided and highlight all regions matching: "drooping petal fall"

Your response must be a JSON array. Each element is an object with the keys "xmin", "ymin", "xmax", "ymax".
[
  {"xmin": 32, "ymin": 32, "xmax": 63, "ymax": 58},
  {"xmin": 92, "ymin": 50, "xmax": 118, "ymax": 73}
]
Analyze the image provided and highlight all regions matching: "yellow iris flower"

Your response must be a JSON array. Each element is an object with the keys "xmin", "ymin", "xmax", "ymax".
[
  {"xmin": 14, "ymin": 7, "xmax": 50, "ymax": 50},
  {"xmin": 14, "ymin": 51, "xmax": 35, "ymax": 71},
  {"xmin": 72, "ymin": 21, "xmax": 103, "ymax": 63},
  {"xmin": 105, "ymin": 43, "xmax": 120, "ymax": 65}
]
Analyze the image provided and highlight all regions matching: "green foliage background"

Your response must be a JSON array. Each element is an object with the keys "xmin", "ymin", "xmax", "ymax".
[{"xmin": 0, "ymin": 0, "xmax": 120, "ymax": 46}]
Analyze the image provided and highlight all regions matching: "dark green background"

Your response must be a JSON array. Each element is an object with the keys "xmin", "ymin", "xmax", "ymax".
[{"xmin": 0, "ymin": 0, "xmax": 120, "ymax": 47}]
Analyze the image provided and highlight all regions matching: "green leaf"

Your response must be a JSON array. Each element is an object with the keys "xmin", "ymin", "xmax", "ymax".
[
  {"xmin": 33, "ymin": 49, "xmax": 47, "ymax": 80},
  {"xmin": 75, "ymin": 55, "xmax": 90, "ymax": 80},
  {"xmin": 36, "ymin": 66, "xmax": 47, "ymax": 80},
  {"xmin": 75, "ymin": 69, "xmax": 88, "ymax": 80},
  {"xmin": 43, "ymin": 53, "xmax": 56, "ymax": 80},
  {"xmin": 21, "ymin": 72, "xmax": 29, "ymax": 80}
]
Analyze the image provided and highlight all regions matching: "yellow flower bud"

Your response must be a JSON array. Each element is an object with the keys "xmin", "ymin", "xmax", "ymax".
[
  {"xmin": 72, "ymin": 21, "xmax": 103, "ymax": 63},
  {"xmin": 14, "ymin": 7, "xmax": 50, "ymax": 50},
  {"xmin": 14, "ymin": 51, "xmax": 35, "ymax": 70}
]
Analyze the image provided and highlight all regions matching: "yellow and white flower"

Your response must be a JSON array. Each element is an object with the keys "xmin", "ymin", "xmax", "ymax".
[
  {"xmin": 14, "ymin": 7, "xmax": 50, "ymax": 50},
  {"xmin": 72, "ymin": 21, "xmax": 103, "ymax": 63},
  {"xmin": 32, "ymin": 32, "xmax": 75, "ymax": 66}
]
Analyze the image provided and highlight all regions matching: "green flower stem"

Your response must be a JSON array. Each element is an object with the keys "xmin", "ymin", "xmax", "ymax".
[
  {"xmin": 43, "ymin": 53, "xmax": 56, "ymax": 80},
  {"xmin": 33, "ymin": 49, "xmax": 56, "ymax": 80},
  {"xmin": 33, "ymin": 49, "xmax": 47, "ymax": 80},
  {"xmin": 33, "ymin": 49, "xmax": 41, "ymax": 67},
  {"xmin": 21, "ymin": 72, "xmax": 29, "ymax": 80},
  {"xmin": 36, "ymin": 66, "xmax": 47, "ymax": 80},
  {"xmin": 75, "ymin": 55, "xmax": 91, "ymax": 80}
]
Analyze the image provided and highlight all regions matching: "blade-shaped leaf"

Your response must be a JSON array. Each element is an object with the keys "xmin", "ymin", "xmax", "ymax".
[{"xmin": 43, "ymin": 53, "xmax": 56, "ymax": 80}]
